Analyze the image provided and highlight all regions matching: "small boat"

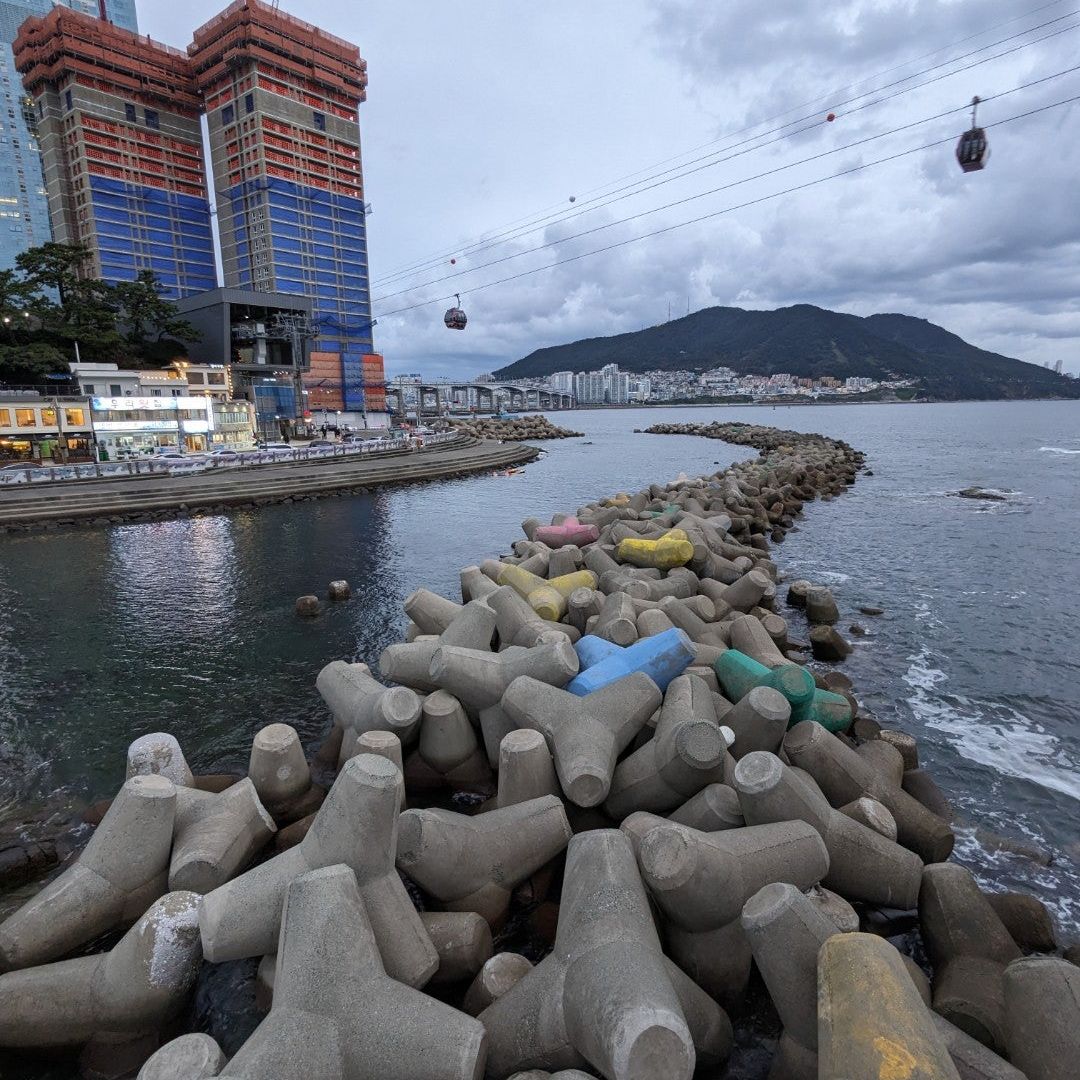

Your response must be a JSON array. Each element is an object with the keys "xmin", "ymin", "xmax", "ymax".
[{"xmin": 492, "ymin": 467, "xmax": 526, "ymax": 477}]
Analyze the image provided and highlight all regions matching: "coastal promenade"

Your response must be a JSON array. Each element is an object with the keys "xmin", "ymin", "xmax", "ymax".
[{"xmin": 0, "ymin": 436, "xmax": 538, "ymax": 529}]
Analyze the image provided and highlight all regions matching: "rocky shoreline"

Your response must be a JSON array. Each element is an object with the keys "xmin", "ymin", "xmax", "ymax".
[
  {"xmin": 447, "ymin": 415, "xmax": 583, "ymax": 440},
  {"xmin": 0, "ymin": 424, "xmax": 1075, "ymax": 1080}
]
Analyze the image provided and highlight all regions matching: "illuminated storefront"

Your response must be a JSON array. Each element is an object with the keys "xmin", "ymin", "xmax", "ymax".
[
  {"xmin": 90, "ymin": 396, "xmax": 216, "ymax": 457},
  {"xmin": 0, "ymin": 398, "xmax": 95, "ymax": 462}
]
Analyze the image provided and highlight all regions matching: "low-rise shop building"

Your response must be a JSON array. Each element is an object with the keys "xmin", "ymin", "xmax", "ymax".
[{"xmin": 0, "ymin": 395, "xmax": 96, "ymax": 463}]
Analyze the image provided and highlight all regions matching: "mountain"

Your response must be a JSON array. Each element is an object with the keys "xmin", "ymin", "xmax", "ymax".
[{"xmin": 492, "ymin": 304, "xmax": 1078, "ymax": 400}]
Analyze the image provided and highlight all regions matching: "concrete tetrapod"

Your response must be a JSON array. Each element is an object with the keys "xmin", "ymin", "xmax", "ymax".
[
  {"xmin": 461, "ymin": 565, "xmax": 500, "ymax": 603},
  {"xmin": 405, "ymin": 587, "xmax": 463, "ymax": 635},
  {"xmin": 169, "ymin": 778, "xmax": 277, "ymax": 894},
  {"xmin": 0, "ymin": 891, "xmax": 202, "ymax": 1056},
  {"xmin": 380, "ymin": 600, "xmax": 500, "ymax": 693},
  {"xmin": 137, "ymin": 1033, "xmax": 227, "ymax": 1079},
  {"xmin": 497, "ymin": 564, "xmax": 597, "ymax": 621},
  {"xmin": 534, "ymin": 516, "xmax": 599, "ymax": 549},
  {"xmin": 604, "ymin": 673, "xmax": 733, "ymax": 819},
  {"xmin": 396, "ymin": 795, "xmax": 571, "ymax": 926},
  {"xmin": 634, "ymin": 818, "xmax": 830, "ymax": 932},
  {"xmin": 656, "ymin": 595, "xmax": 727, "ymax": 649},
  {"xmin": 930, "ymin": 1014, "xmax": 1028, "ymax": 1080},
  {"xmin": 1002, "ymin": 956, "xmax": 1080, "ymax": 1080},
  {"xmin": 488, "ymin": 586, "xmax": 580, "ymax": 647},
  {"xmin": 417, "ymin": 690, "xmax": 492, "ymax": 788},
  {"xmin": 429, "ymin": 637, "xmax": 580, "ymax": 715},
  {"xmin": 501, "ymin": 673, "xmax": 663, "ymax": 807},
  {"xmin": 714, "ymin": 650, "xmax": 853, "ymax": 733},
  {"xmin": 0, "ymin": 774, "xmax": 176, "ymax": 971},
  {"xmin": 495, "ymin": 729, "xmax": 559, "ymax": 809},
  {"xmin": 592, "ymin": 592, "xmax": 639, "ymax": 646},
  {"xmin": 740, "ymin": 882, "xmax": 838, "ymax": 1080},
  {"xmin": 733, "ymin": 752, "xmax": 923, "ymax": 910},
  {"xmin": 506, "ymin": 1072, "xmax": 596, "ymax": 1080},
  {"xmin": 783, "ymin": 721, "xmax": 955, "ymax": 863},
  {"xmin": 315, "ymin": 662, "xmax": 423, "ymax": 766},
  {"xmin": 565, "ymin": 628, "xmax": 695, "ymax": 697},
  {"xmin": 247, "ymin": 724, "xmax": 312, "ymax": 817},
  {"xmin": 818, "ymin": 932, "xmax": 961, "ymax": 1080},
  {"xmin": 619, "ymin": 816, "xmax": 754, "ymax": 1010},
  {"xmin": 669, "ymin": 783, "xmax": 743, "ymax": 831},
  {"xmin": 199, "ymin": 754, "xmax": 438, "ymax": 988},
  {"xmin": 728, "ymin": 613, "xmax": 789, "ymax": 668},
  {"xmin": 479, "ymin": 829, "xmax": 732, "ymax": 1080},
  {"xmin": 420, "ymin": 910, "xmax": 494, "ymax": 985},
  {"xmin": 126, "ymin": 732, "xmax": 195, "ymax": 787},
  {"xmin": 919, "ymin": 863, "xmax": 1021, "ymax": 1053},
  {"xmin": 220, "ymin": 865, "xmax": 487, "ymax": 1080},
  {"xmin": 723, "ymin": 685, "xmax": 790, "ymax": 759},
  {"xmin": 463, "ymin": 952, "xmax": 533, "ymax": 1017},
  {"xmin": 616, "ymin": 528, "xmax": 695, "ymax": 569}
]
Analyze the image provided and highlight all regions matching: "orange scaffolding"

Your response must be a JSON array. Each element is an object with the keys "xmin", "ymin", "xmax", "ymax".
[{"xmin": 15, "ymin": 7, "xmax": 203, "ymax": 114}]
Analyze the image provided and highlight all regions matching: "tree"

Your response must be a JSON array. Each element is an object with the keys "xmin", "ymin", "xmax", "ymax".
[
  {"xmin": 0, "ymin": 342, "xmax": 69, "ymax": 384},
  {"xmin": 14, "ymin": 242, "xmax": 124, "ymax": 362},
  {"xmin": 113, "ymin": 271, "xmax": 199, "ymax": 366},
  {"xmin": 0, "ymin": 243, "xmax": 200, "ymax": 377}
]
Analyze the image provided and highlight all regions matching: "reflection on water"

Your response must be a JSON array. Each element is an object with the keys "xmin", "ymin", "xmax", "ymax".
[{"xmin": 1, "ymin": 401, "xmax": 1079, "ymax": 922}]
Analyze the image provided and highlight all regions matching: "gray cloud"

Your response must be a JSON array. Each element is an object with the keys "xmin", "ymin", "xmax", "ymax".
[{"xmin": 142, "ymin": 1, "xmax": 1080, "ymax": 376}]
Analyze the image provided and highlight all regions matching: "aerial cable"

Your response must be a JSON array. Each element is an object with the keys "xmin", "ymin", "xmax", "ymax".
[
  {"xmin": 374, "ymin": 12, "xmax": 1080, "ymax": 293},
  {"xmin": 373, "ymin": 90, "xmax": 1080, "ymax": 320},
  {"xmin": 372, "ymin": 62, "xmax": 1080, "ymax": 306},
  {"xmin": 373, "ymin": 5, "xmax": 1080, "ymax": 288}
]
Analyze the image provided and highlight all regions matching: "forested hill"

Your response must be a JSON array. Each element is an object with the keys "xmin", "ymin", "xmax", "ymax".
[{"xmin": 492, "ymin": 304, "xmax": 1078, "ymax": 400}]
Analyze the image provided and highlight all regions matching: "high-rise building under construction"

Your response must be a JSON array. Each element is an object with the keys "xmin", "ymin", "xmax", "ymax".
[
  {"xmin": 0, "ymin": 0, "xmax": 138, "ymax": 273},
  {"xmin": 14, "ymin": 5, "xmax": 216, "ymax": 297},
  {"xmin": 189, "ymin": 0, "xmax": 378, "ymax": 415},
  {"xmin": 12, "ymin": 0, "xmax": 382, "ymax": 420}
]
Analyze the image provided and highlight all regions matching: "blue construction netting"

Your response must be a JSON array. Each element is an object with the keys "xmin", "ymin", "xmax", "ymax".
[
  {"xmin": 89, "ymin": 176, "xmax": 216, "ymax": 297},
  {"xmin": 252, "ymin": 383, "xmax": 298, "ymax": 420},
  {"xmin": 341, "ymin": 349, "xmax": 365, "ymax": 411}
]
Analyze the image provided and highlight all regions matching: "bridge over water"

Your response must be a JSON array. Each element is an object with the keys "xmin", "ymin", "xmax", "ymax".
[{"xmin": 384, "ymin": 382, "xmax": 574, "ymax": 416}]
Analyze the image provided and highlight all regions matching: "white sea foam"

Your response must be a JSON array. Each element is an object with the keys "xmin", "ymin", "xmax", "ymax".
[
  {"xmin": 902, "ymin": 650, "xmax": 1080, "ymax": 802},
  {"xmin": 951, "ymin": 827, "xmax": 1080, "ymax": 928},
  {"xmin": 1038, "ymin": 446, "xmax": 1080, "ymax": 455}
]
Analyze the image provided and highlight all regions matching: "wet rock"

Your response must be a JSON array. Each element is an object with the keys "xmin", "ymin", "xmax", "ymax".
[
  {"xmin": 294, "ymin": 595, "xmax": 320, "ymax": 617},
  {"xmin": 984, "ymin": 890, "xmax": 1057, "ymax": 953},
  {"xmin": 327, "ymin": 580, "xmax": 351, "ymax": 601},
  {"xmin": 858, "ymin": 605, "xmax": 884, "ymax": 616},
  {"xmin": 809, "ymin": 625, "xmax": 852, "ymax": 661},
  {"xmin": 0, "ymin": 839, "xmax": 58, "ymax": 890},
  {"xmin": 954, "ymin": 487, "xmax": 1007, "ymax": 501}
]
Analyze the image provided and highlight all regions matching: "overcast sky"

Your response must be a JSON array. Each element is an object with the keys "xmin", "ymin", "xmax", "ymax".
[{"xmin": 144, "ymin": 0, "xmax": 1080, "ymax": 378}]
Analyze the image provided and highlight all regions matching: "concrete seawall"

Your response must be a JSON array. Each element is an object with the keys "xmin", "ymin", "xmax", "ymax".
[{"xmin": 0, "ymin": 438, "xmax": 538, "ymax": 531}]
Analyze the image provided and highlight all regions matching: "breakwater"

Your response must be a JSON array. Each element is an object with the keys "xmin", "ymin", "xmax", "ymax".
[
  {"xmin": 448, "ymin": 415, "xmax": 583, "ymax": 440},
  {"xmin": 2, "ymin": 422, "xmax": 1072, "ymax": 1079}
]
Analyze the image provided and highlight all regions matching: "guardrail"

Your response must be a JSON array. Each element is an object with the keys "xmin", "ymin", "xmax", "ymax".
[{"xmin": 0, "ymin": 435, "xmax": 444, "ymax": 487}]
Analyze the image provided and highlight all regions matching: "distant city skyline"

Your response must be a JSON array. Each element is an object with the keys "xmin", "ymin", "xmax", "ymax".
[{"xmin": 141, "ymin": 1, "xmax": 1080, "ymax": 380}]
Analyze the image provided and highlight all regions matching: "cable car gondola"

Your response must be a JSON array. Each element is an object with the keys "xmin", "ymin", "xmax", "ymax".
[
  {"xmin": 956, "ymin": 96, "xmax": 989, "ymax": 173},
  {"xmin": 444, "ymin": 294, "xmax": 467, "ymax": 330}
]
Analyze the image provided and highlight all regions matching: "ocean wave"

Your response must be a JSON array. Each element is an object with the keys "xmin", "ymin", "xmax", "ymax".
[
  {"xmin": 1038, "ymin": 447, "xmax": 1080, "ymax": 455},
  {"xmin": 951, "ymin": 827, "xmax": 1080, "ymax": 928},
  {"xmin": 902, "ymin": 651, "xmax": 1080, "ymax": 802}
]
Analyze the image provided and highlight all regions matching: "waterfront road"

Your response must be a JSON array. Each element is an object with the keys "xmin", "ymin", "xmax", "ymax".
[{"xmin": 0, "ymin": 437, "xmax": 539, "ymax": 528}]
